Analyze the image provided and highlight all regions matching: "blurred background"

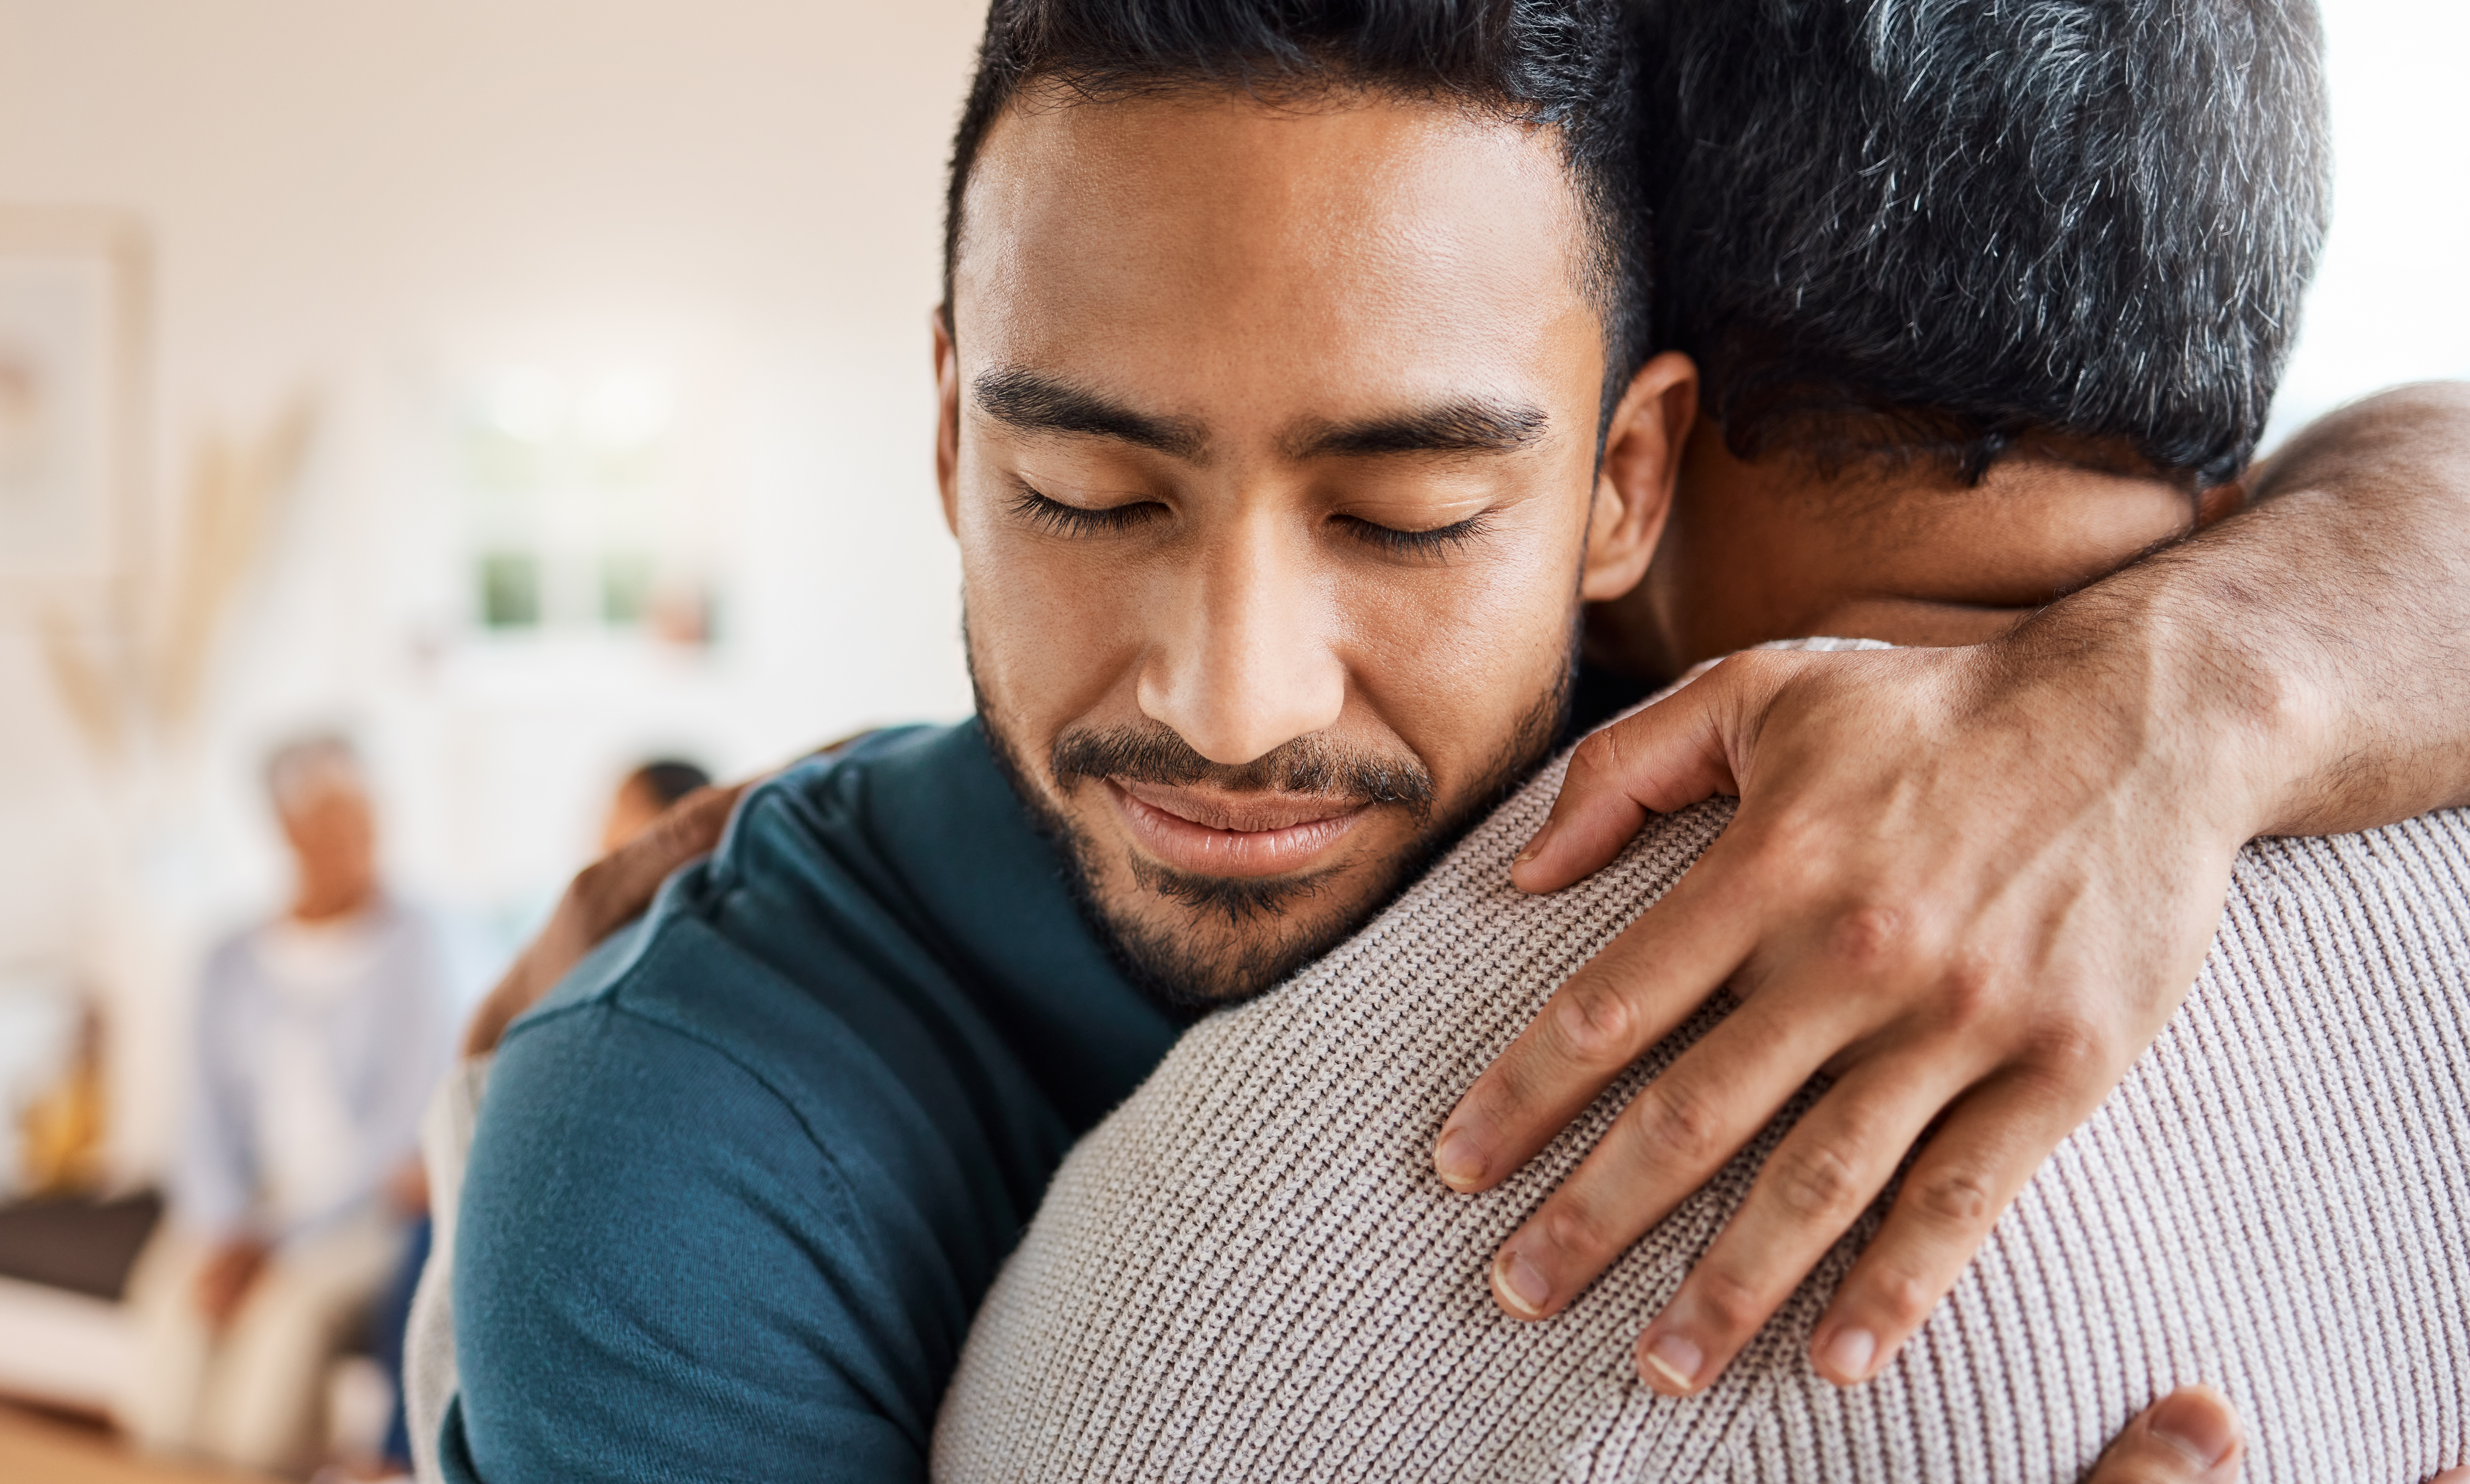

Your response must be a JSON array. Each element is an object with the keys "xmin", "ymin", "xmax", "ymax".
[{"xmin": 0, "ymin": 0, "xmax": 2464, "ymax": 1477}]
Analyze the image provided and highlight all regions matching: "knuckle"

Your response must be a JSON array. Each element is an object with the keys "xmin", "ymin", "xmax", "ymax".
[
  {"xmin": 1906, "ymin": 1163, "xmax": 1997, "ymax": 1233},
  {"xmin": 1718, "ymin": 647, "xmax": 1792, "ymax": 692},
  {"xmin": 1550, "ymin": 974, "xmax": 1639, "ymax": 1064},
  {"xmin": 1627, "ymin": 1078, "xmax": 1727, "ymax": 1170},
  {"xmin": 1690, "ymin": 1264, "xmax": 1768, "ymax": 1338},
  {"xmin": 1461, "ymin": 1056, "xmax": 1534, "ymax": 1124},
  {"xmin": 1825, "ymin": 904, "xmax": 1909, "ymax": 973},
  {"xmin": 1566, "ymin": 729, "xmax": 1622, "ymax": 789},
  {"xmin": 1932, "ymin": 957, "xmax": 2004, "ymax": 1031},
  {"xmin": 1478, "ymin": 1059, "xmax": 1549, "ymax": 1127},
  {"xmin": 1860, "ymin": 1262, "xmax": 1941, "ymax": 1333},
  {"xmin": 1769, "ymin": 1141, "xmax": 1868, "ymax": 1226},
  {"xmin": 1539, "ymin": 1200, "xmax": 1616, "ymax": 1265},
  {"xmin": 2023, "ymin": 1012, "xmax": 2122, "ymax": 1085}
]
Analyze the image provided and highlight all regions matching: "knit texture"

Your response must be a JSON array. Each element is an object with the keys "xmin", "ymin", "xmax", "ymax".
[{"xmin": 934, "ymin": 651, "xmax": 2470, "ymax": 1483}]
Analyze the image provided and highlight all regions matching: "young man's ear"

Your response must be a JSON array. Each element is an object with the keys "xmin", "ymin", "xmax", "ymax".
[
  {"xmin": 933, "ymin": 305, "xmax": 962, "ymax": 537},
  {"xmin": 1580, "ymin": 351, "xmax": 1696, "ymax": 602}
]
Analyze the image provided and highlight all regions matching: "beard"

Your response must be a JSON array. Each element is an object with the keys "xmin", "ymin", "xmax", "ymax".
[{"xmin": 973, "ymin": 646, "xmax": 1573, "ymax": 1016}]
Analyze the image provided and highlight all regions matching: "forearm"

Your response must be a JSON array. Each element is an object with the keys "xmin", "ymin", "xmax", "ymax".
[{"xmin": 2020, "ymin": 381, "xmax": 2470, "ymax": 839}]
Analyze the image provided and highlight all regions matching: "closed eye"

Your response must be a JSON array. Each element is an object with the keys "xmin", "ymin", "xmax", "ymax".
[
  {"xmin": 1010, "ymin": 486, "xmax": 1164, "ymax": 537},
  {"xmin": 1335, "ymin": 511, "xmax": 1490, "ymax": 560}
]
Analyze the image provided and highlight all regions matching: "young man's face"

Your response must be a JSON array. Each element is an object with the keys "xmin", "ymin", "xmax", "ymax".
[{"xmin": 939, "ymin": 87, "xmax": 1682, "ymax": 1005}]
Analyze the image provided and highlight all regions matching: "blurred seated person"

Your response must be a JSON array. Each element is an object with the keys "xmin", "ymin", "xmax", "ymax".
[
  {"xmin": 600, "ymin": 758, "xmax": 712, "ymax": 852},
  {"xmin": 119, "ymin": 734, "xmax": 457, "ymax": 1475}
]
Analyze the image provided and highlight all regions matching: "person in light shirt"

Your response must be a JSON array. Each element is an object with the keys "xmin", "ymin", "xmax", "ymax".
[{"xmin": 120, "ymin": 734, "xmax": 458, "ymax": 1475}]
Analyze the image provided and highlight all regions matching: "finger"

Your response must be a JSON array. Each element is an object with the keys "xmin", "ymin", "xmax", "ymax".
[
  {"xmin": 1435, "ymin": 842, "xmax": 1766, "ymax": 1193},
  {"xmin": 1484, "ymin": 985, "xmax": 1856, "ymax": 1322},
  {"xmin": 2085, "ymin": 1386, "xmax": 2244, "ymax": 1484},
  {"xmin": 1630, "ymin": 1054, "xmax": 1975, "ymax": 1395},
  {"xmin": 1809, "ymin": 1060, "xmax": 2095, "ymax": 1385},
  {"xmin": 1511, "ymin": 659, "xmax": 1779, "ymax": 894}
]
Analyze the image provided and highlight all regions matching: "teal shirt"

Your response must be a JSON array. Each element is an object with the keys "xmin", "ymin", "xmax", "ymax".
[{"xmin": 442, "ymin": 722, "xmax": 1182, "ymax": 1482}]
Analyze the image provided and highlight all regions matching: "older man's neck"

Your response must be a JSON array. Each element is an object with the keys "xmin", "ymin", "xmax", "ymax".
[{"xmin": 1586, "ymin": 419, "xmax": 2219, "ymax": 682}]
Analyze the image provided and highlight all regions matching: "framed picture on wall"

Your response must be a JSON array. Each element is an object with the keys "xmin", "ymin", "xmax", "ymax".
[{"xmin": 0, "ymin": 209, "xmax": 146, "ymax": 602}]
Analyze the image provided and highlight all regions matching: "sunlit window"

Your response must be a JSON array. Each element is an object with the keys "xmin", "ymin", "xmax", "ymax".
[{"xmin": 453, "ymin": 365, "xmax": 714, "ymax": 646}]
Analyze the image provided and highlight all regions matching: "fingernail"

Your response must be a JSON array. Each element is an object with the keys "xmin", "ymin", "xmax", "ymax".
[
  {"xmin": 1513, "ymin": 818, "xmax": 1556, "ymax": 866},
  {"xmin": 1642, "ymin": 1331, "xmax": 1704, "ymax": 1392},
  {"xmin": 1494, "ymin": 1247, "xmax": 1552, "ymax": 1316},
  {"xmin": 1817, "ymin": 1327, "xmax": 1876, "ymax": 1384},
  {"xmin": 1433, "ymin": 1129, "xmax": 1486, "ymax": 1190},
  {"xmin": 2148, "ymin": 1389, "xmax": 2238, "ymax": 1469}
]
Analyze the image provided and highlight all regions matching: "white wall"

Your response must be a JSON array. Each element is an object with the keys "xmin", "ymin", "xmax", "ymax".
[
  {"xmin": 0, "ymin": 0, "xmax": 2463, "ymax": 1186},
  {"xmin": 2267, "ymin": 0, "xmax": 2470, "ymax": 440}
]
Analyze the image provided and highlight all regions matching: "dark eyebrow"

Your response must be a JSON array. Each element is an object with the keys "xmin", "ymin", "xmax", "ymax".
[
  {"xmin": 972, "ymin": 367, "xmax": 1208, "ymax": 461},
  {"xmin": 1286, "ymin": 399, "xmax": 1550, "ymax": 460}
]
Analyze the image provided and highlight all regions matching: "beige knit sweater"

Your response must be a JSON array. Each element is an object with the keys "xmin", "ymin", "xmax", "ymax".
[{"xmin": 933, "ymin": 651, "xmax": 2470, "ymax": 1483}]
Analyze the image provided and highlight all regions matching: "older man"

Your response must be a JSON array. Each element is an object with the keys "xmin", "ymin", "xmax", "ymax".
[{"xmin": 430, "ymin": 2, "xmax": 2470, "ymax": 1481}]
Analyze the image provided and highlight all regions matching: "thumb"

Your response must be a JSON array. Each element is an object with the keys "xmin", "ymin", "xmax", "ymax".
[
  {"xmin": 2084, "ymin": 1387, "xmax": 2243, "ymax": 1484},
  {"xmin": 1511, "ymin": 656, "xmax": 1769, "ymax": 893}
]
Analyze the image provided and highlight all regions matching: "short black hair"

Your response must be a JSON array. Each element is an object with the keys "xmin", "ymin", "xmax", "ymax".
[
  {"xmin": 942, "ymin": 0, "xmax": 1654, "ymax": 418},
  {"xmin": 1642, "ymin": 0, "xmax": 2330, "ymax": 486}
]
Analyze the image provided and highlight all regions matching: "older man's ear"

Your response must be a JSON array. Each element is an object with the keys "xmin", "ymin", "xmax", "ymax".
[{"xmin": 1581, "ymin": 351, "xmax": 1695, "ymax": 603}]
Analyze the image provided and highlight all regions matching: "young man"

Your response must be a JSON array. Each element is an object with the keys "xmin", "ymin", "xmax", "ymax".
[{"xmin": 433, "ymin": 2, "xmax": 2470, "ymax": 1480}]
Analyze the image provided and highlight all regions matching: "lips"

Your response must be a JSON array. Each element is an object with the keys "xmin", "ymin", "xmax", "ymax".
[{"xmin": 1108, "ymin": 780, "xmax": 1367, "ymax": 878}]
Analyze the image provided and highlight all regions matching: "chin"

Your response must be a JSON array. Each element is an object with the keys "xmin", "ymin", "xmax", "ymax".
[{"xmin": 1094, "ymin": 842, "xmax": 1413, "ymax": 1011}]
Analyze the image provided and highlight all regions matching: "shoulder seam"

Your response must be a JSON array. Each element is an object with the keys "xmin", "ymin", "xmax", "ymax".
[{"xmin": 497, "ymin": 923, "xmax": 861, "ymax": 1192}]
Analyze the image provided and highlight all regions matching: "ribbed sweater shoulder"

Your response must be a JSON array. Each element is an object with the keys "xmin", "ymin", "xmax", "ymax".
[{"xmin": 933, "ymin": 647, "xmax": 2470, "ymax": 1484}]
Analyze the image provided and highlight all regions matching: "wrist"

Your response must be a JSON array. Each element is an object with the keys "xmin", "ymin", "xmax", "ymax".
[{"xmin": 1998, "ymin": 572, "xmax": 2330, "ymax": 844}]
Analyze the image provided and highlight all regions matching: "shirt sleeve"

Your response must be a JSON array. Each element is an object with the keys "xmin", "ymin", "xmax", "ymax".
[
  {"xmin": 444, "ymin": 996, "xmax": 940, "ymax": 1484},
  {"xmin": 170, "ymin": 945, "xmax": 257, "ymax": 1240},
  {"xmin": 363, "ymin": 914, "xmax": 461, "ymax": 1191}
]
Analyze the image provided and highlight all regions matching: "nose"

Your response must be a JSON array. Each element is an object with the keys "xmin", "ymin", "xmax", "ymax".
[{"xmin": 1136, "ymin": 512, "xmax": 1346, "ymax": 766}]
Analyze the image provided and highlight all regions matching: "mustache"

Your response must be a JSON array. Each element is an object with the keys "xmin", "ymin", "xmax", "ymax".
[{"xmin": 1049, "ymin": 724, "xmax": 1437, "ymax": 818}]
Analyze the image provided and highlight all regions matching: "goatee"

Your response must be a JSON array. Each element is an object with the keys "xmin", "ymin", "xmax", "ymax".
[{"xmin": 973, "ymin": 665, "xmax": 1569, "ymax": 1014}]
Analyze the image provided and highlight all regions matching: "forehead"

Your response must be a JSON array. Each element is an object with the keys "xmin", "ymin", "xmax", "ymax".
[{"xmin": 952, "ymin": 87, "xmax": 1602, "ymax": 419}]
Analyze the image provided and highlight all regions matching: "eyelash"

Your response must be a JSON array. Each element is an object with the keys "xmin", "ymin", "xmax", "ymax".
[
  {"xmin": 1010, "ymin": 488, "xmax": 1161, "ymax": 537},
  {"xmin": 1010, "ymin": 486, "xmax": 1489, "ymax": 560},
  {"xmin": 1334, "ymin": 512, "xmax": 1490, "ymax": 559}
]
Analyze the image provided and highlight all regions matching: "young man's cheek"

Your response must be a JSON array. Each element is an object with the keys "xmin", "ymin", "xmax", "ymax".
[
  {"xmin": 1346, "ymin": 547, "xmax": 1585, "ymax": 772},
  {"xmin": 968, "ymin": 566, "xmax": 1145, "ymax": 734}
]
